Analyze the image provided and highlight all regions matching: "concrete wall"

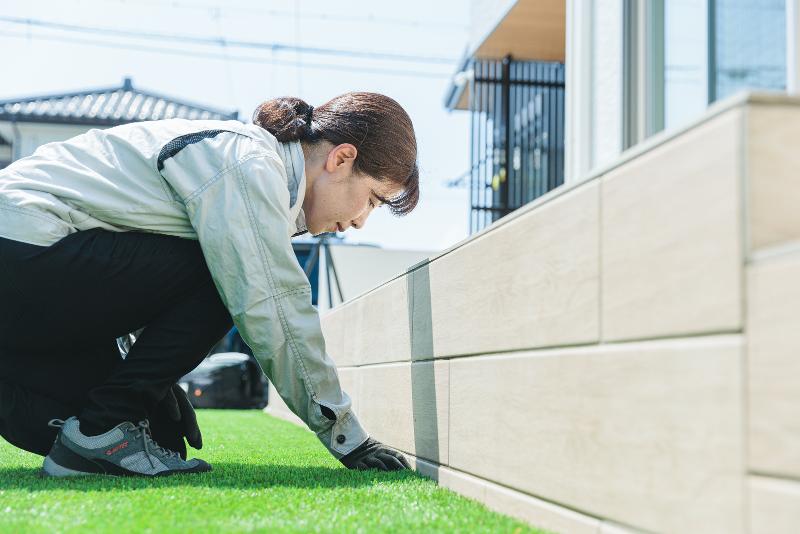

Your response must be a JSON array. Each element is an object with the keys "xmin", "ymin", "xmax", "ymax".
[{"xmin": 267, "ymin": 93, "xmax": 800, "ymax": 534}]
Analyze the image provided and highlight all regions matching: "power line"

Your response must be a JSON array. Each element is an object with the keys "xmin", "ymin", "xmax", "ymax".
[
  {"xmin": 293, "ymin": 1, "xmax": 303, "ymax": 96},
  {"xmin": 208, "ymin": 6, "xmax": 237, "ymax": 110},
  {"xmin": 0, "ymin": 15, "xmax": 459, "ymax": 65},
  {"xmin": 100, "ymin": 0, "xmax": 469, "ymax": 31},
  {"xmin": 0, "ymin": 30, "xmax": 452, "ymax": 79}
]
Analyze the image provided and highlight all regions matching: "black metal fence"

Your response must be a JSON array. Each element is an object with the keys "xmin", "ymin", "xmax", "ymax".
[{"xmin": 468, "ymin": 56, "xmax": 565, "ymax": 233}]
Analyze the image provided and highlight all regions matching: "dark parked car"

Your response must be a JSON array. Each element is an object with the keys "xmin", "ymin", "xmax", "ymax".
[
  {"xmin": 178, "ymin": 327, "xmax": 268, "ymax": 409},
  {"xmin": 175, "ymin": 240, "xmax": 328, "ymax": 409}
]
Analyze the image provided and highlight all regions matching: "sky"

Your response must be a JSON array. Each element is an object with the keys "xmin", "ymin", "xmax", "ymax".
[{"xmin": 0, "ymin": 0, "xmax": 473, "ymax": 253}]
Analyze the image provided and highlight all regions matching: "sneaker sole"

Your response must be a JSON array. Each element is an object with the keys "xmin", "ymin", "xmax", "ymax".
[{"xmin": 40, "ymin": 434, "xmax": 212, "ymax": 478}]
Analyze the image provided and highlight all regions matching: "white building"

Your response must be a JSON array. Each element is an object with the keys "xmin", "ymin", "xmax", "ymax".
[{"xmin": 445, "ymin": 0, "xmax": 794, "ymax": 230}]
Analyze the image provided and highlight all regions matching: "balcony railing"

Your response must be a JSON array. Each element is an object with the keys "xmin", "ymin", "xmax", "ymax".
[{"xmin": 468, "ymin": 56, "xmax": 565, "ymax": 233}]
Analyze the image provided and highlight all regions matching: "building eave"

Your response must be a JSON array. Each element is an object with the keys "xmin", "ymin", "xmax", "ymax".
[{"xmin": 442, "ymin": 0, "xmax": 567, "ymax": 112}]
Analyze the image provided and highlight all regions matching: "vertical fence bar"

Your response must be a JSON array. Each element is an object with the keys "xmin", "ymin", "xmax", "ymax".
[
  {"xmin": 544, "ymin": 65, "xmax": 555, "ymax": 192},
  {"xmin": 538, "ymin": 63, "xmax": 543, "ymax": 197},
  {"xmin": 479, "ymin": 60, "xmax": 484, "ymax": 231},
  {"xmin": 487, "ymin": 59, "xmax": 493, "ymax": 229},
  {"xmin": 484, "ymin": 59, "xmax": 490, "ymax": 229},
  {"xmin": 469, "ymin": 59, "xmax": 476, "ymax": 235},
  {"xmin": 534, "ymin": 62, "xmax": 542, "ymax": 199},
  {"xmin": 490, "ymin": 58, "xmax": 496, "ymax": 227},
  {"xmin": 521, "ymin": 62, "xmax": 529, "ymax": 207},
  {"xmin": 525, "ymin": 64, "xmax": 531, "ymax": 205},
  {"xmin": 482, "ymin": 59, "xmax": 489, "ymax": 230},
  {"xmin": 514, "ymin": 62, "xmax": 520, "ymax": 210},
  {"xmin": 557, "ymin": 66, "xmax": 565, "ymax": 186},
  {"xmin": 509, "ymin": 60, "xmax": 516, "ymax": 212},
  {"xmin": 531, "ymin": 62, "xmax": 537, "ymax": 201}
]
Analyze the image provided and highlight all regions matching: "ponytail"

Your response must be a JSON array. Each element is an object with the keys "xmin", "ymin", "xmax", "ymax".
[{"xmin": 251, "ymin": 96, "xmax": 317, "ymax": 143}]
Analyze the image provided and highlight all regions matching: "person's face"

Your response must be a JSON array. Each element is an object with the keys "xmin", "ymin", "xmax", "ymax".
[{"xmin": 302, "ymin": 143, "xmax": 400, "ymax": 236}]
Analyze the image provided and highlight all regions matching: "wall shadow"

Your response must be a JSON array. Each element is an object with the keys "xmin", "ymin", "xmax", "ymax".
[{"xmin": 406, "ymin": 262, "xmax": 440, "ymax": 477}]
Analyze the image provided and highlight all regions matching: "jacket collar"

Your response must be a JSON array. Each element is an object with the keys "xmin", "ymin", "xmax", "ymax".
[{"xmin": 274, "ymin": 140, "xmax": 308, "ymax": 237}]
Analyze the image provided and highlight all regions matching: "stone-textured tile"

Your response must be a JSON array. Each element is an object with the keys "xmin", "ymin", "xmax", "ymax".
[
  {"xmin": 337, "ymin": 367, "xmax": 360, "ymax": 415},
  {"xmin": 414, "ymin": 458, "xmax": 602, "ymax": 534},
  {"xmin": 601, "ymin": 109, "xmax": 743, "ymax": 341},
  {"xmin": 320, "ymin": 305, "xmax": 347, "ymax": 365},
  {"xmin": 427, "ymin": 182, "xmax": 599, "ymax": 357},
  {"xmin": 357, "ymin": 361, "xmax": 448, "ymax": 464},
  {"xmin": 746, "ymin": 104, "xmax": 800, "ymax": 251},
  {"xmin": 748, "ymin": 249, "xmax": 800, "ymax": 477},
  {"xmin": 749, "ymin": 475, "xmax": 800, "ymax": 534},
  {"xmin": 339, "ymin": 277, "xmax": 413, "ymax": 366},
  {"xmin": 448, "ymin": 336, "xmax": 745, "ymax": 534}
]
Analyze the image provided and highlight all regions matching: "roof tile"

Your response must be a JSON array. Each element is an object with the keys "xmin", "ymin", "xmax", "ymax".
[{"xmin": 0, "ymin": 77, "xmax": 239, "ymax": 126}]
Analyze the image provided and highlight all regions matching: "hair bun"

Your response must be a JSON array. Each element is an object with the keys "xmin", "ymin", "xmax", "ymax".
[{"xmin": 251, "ymin": 97, "xmax": 314, "ymax": 142}]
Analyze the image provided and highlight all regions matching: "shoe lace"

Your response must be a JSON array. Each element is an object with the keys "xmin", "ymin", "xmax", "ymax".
[{"xmin": 132, "ymin": 419, "xmax": 179, "ymax": 469}]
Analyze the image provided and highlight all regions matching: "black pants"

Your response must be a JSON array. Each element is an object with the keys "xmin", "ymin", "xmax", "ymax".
[{"xmin": 0, "ymin": 228, "xmax": 233, "ymax": 457}]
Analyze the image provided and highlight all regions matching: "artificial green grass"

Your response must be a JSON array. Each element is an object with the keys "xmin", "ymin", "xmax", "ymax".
[{"xmin": 0, "ymin": 410, "xmax": 545, "ymax": 533}]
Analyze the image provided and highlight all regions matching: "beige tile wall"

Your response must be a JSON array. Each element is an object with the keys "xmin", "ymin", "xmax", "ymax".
[
  {"xmin": 356, "ymin": 361, "xmax": 449, "ymax": 463},
  {"xmin": 321, "ymin": 277, "xmax": 413, "ymax": 367},
  {"xmin": 414, "ymin": 458, "xmax": 604, "ymax": 534},
  {"xmin": 747, "ymin": 246, "xmax": 800, "ymax": 478},
  {"xmin": 448, "ymin": 336, "xmax": 744, "ymax": 534},
  {"xmin": 427, "ymin": 182, "xmax": 600, "ymax": 357},
  {"xmin": 746, "ymin": 105, "xmax": 800, "ymax": 252},
  {"xmin": 601, "ymin": 109, "xmax": 744, "ymax": 342},
  {"xmin": 749, "ymin": 475, "xmax": 800, "ymax": 534},
  {"xmin": 321, "ymin": 183, "xmax": 600, "ymax": 366},
  {"xmin": 265, "ymin": 96, "xmax": 800, "ymax": 533}
]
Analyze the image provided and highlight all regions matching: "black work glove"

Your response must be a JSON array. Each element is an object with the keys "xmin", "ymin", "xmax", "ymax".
[
  {"xmin": 159, "ymin": 383, "xmax": 203, "ymax": 450},
  {"xmin": 339, "ymin": 437, "xmax": 411, "ymax": 471}
]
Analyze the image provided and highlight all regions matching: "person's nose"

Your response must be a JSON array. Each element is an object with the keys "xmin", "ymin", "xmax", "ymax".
[
  {"xmin": 350, "ymin": 213, "xmax": 366, "ymax": 230},
  {"xmin": 349, "ymin": 205, "xmax": 373, "ymax": 230}
]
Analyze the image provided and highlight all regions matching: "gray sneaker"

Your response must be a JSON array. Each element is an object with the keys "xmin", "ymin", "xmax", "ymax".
[{"xmin": 40, "ymin": 416, "xmax": 212, "ymax": 477}]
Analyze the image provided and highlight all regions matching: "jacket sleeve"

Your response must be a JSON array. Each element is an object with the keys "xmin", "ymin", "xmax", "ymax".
[{"xmin": 161, "ymin": 145, "xmax": 368, "ymax": 458}]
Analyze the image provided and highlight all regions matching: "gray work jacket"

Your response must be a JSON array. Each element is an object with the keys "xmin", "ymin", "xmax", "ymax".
[{"xmin": 0, "ymin": 118, "xmax": 368, "ymax": 458}]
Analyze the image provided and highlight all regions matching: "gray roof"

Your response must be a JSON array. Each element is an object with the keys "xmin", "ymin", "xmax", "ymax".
[{"xmin": 0, "ymin": 77, "xmax": 239, "ymax": 126}]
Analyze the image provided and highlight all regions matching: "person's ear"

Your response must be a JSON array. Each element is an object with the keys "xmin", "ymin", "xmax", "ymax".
[{"xmin": 326, "ymin": 143, "xmax": 358, "ymax": 174}]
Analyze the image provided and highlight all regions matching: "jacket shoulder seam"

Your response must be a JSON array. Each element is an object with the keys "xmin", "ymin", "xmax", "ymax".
[{"xmin": 182, "ymin": 152, "xmax": 282, "ymax": 204}]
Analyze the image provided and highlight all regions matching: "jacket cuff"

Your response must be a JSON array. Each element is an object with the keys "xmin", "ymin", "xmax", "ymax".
[{"xmin": 316, "ymin": 410, "xmax": 369, "ymax": 459}]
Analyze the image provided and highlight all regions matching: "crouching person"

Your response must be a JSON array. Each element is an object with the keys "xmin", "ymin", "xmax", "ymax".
[{"xmin": 0, "ymin": 92, "xmax": 417, "ymax": 476}]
